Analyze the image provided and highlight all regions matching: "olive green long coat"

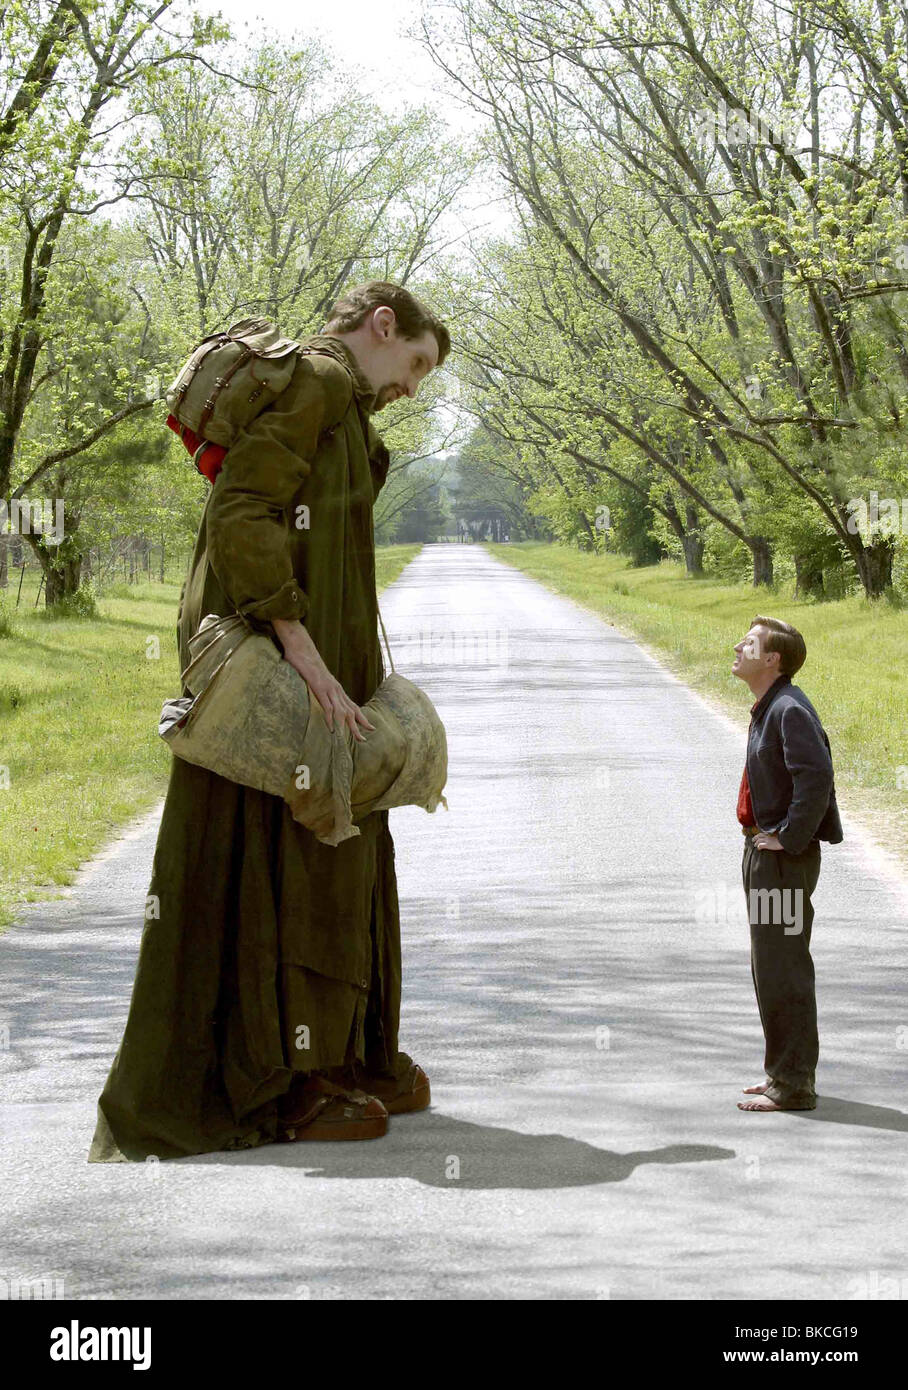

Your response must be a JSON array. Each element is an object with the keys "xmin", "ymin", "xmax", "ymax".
[{"xmin": 88, "ymin": 334, "xmax": 406, "ymax": 1162}]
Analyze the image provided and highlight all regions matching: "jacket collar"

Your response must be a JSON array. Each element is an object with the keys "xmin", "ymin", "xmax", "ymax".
[
  {"xmin": 304, "ymin": 334, "xmax": 378, "ymax": 413},
  {"xmin": 750, "ymin": 672, "xmax": 791, "ymax": 722}
]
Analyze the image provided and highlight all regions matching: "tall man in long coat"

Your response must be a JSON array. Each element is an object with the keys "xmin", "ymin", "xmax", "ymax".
[{"xmin": 89, "ymin": 281, "xmax": 450, "ymax": 1159}]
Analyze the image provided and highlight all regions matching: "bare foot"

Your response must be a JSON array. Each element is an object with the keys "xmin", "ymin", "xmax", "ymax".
[
  {"xmin": 742, "ymin": 1081, "xmax": 770, "ymax": 1094},
  {"xmin": 737, "ymin": 1097, "xmax": 783, "ymax": 1111}
]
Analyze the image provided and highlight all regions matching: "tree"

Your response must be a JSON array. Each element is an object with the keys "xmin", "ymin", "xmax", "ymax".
[{"xmin": 0, "ymin": 0, "xmax": 225, "ymax": 601}]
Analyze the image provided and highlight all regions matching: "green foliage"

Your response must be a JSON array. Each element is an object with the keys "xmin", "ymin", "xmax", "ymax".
[
  {"xmin": 608, "ymin": 496, "xmax": 664, "ymax": 567},
  {"xmin": 703, "ymin": 529, "xmax": 764, "ymax": 586},
  {"xmin": 390, "ymin": 493, "xmax": 449, "ymax": 543}
]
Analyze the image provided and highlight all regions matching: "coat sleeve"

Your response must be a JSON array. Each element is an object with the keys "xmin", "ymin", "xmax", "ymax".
[
  {"xmin": 206, "ymin": 357, "xmax": 352, "ymax": 624},
  {"xmin": 776, "ymin": 702, "xmax": 835, "ymax": 853}
]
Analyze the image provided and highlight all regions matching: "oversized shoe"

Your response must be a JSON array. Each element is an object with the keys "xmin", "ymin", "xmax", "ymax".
[
  {"xmin": 276, "ymin": 1074, "xmax": 389, "ymax": 1142},
  {"xmin": 352, "ymin": 1060, "xmax": 431, "ymax": 1115}
]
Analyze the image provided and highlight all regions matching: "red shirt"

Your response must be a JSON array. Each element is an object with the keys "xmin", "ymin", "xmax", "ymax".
[
  {"xmin": 736, "ymin": 765, "xmax": 755, "ymax": 826},
  {"xmin": 737, "ymin": 695, "xmax": 761, "ymax": 827},
  {"xmin": 166, "ymin": 414, "xmax": 226, "ymax": 485}
]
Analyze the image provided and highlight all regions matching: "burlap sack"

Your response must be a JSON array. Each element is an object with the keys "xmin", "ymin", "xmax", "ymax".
[
  {"xmin": 160, "ymin": 613, "xmax": 448, "ymax": 846},
  {"xmin": 159, "ymin": 614, "xmax": 311, "ymax": 796}
]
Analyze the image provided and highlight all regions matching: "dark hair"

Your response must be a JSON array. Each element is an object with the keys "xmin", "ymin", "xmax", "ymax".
[
  {"xmin": 751, "ymin": 615, "xmax": 807, "ymax": 676},
  {"xmin": 323, "ymin": 280, "xmax": 450, "ymax": 366}
]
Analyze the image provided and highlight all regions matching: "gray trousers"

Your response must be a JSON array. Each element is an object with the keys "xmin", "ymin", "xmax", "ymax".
[{"xmin": 742, "ymin": 836, "xmax": 822, "ymax": 1103}]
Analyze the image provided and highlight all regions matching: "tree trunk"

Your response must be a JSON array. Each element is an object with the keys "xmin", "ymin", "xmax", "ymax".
[
  {"xmin": 750, "ymin": 536, "xmax": 773, "ymax": 586},
  {"xmin": 794, "ymin": 552, "xmax": 825, "ymax": 599},
  {"xmin": 24, "ymin": 529, "xmax": 84, "ymax": 606},
  {"xmin": 682, "ymin": 531, "xmax": 705, "ymax": 575},
  {"xmin": 44, "ymin": 553, "xmax": 83, "ymax": 605},
  {"xmin": 856, "ymin": 538, "xmax": 894, "ymax": 596},
  {"xmin": 577, "ymin": 511, "xmax": 597, "ymax": 550},
  {"xmin": 0, "ymin": 531, "xmax": 7, "ymax": 589}
]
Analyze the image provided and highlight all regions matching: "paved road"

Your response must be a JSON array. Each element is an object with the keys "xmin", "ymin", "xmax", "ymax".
[{"xmin": 1, "ymin": 543, "xmax": 906, "ymax": 1301}]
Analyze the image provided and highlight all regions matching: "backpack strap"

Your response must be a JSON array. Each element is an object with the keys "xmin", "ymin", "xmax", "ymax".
[
  {"xmin": 197, "ymin": 346, "xmax": 254, "ymax": 438},
  {"xmin": 377, "ymin": 600, "xmax": 395, "ymax": 675},
  {"xmin": 173, "ymin": 332, "xmax": 229, "ymax": 410}
]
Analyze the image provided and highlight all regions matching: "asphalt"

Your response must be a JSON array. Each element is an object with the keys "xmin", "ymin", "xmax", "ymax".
[{"xmin": 1, "ymin": 542, "xmax": 906, "ymax": 1301}]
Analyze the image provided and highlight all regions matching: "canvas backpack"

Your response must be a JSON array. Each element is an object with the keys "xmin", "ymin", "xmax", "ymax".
[{"xmin": 165, "ymin": 316, "xmax": 328, "ymax": 449}]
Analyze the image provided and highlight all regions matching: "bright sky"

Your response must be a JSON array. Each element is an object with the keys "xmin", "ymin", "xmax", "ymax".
[{"xmin": 197, "ymin": 0, "xmax": 476, "ymax": 128}]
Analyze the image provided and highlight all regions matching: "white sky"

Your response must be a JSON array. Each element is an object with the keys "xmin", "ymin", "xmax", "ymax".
[{"xmin": 196, "ymin": 0, "xmax": 478, "ymax": 130}]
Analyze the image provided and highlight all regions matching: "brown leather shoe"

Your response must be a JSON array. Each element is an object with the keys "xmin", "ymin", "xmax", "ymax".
[
  {"xmin": 276, "ymin": 1075, "xmax": 388, "ymax": 1141},
  {"xmin": 353, "ymin": 1061, "xmax": 431, "ymax": 1115}
]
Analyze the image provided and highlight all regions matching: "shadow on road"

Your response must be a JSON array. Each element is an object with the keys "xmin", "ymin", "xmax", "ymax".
[
  {"xmin": 797, "ymin": 1097, "xmax": 908, "ymax": 1131},
  {"xmin": 183, "ymin": 1112, "xmax": 734, "ymax": 1189}
]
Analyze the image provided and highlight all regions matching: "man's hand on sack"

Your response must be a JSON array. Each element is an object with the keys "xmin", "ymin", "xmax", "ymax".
[{"xmin": 272, "ymin": 618, "xmax": 376, "ymax": 742}]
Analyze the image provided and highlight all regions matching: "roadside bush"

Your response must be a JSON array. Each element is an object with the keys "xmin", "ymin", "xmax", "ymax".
[
  {"xmin": 0, "ymin": 682, "xmax": 23, "ymax": 712},
  {"xmin": 38, "ymin": 583, "xmax": 99, "ymax": 621}
]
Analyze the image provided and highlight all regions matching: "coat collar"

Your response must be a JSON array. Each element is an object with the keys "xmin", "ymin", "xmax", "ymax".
[
  {"xmin": 303, "ymin": 334, "xmax": 378, "ymax": 413},
  {"xmin": 750, "ymin": 672, "xmax": 791, "ymax": 721}
]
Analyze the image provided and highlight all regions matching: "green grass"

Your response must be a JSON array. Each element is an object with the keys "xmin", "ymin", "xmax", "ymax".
[
  {"xmin": 0, "ymin": 544, "xmax": 422, "ymax": 932},
  {"xmin": 485, "ymin": 541, "xmax": 908, "ymax": 869}
]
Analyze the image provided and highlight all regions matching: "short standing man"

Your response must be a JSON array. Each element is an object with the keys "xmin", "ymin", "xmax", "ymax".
[{"xmin": 732, "ymin": 615, "xmax": 843, "ymax": 1112}]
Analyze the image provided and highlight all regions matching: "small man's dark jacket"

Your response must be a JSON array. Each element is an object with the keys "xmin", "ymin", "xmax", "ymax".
[{"xmin": 746, "ymin": 674, "xmax": 844, "ymax": 854}]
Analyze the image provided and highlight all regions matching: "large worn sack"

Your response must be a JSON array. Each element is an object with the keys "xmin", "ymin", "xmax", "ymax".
[
  {"xmin": 165, "ymin": 317, "xmax": 305, "ymax": 449},
  {"xmin": 159, "ymin": 613, "xmax": 448, "ymax": 847}
]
